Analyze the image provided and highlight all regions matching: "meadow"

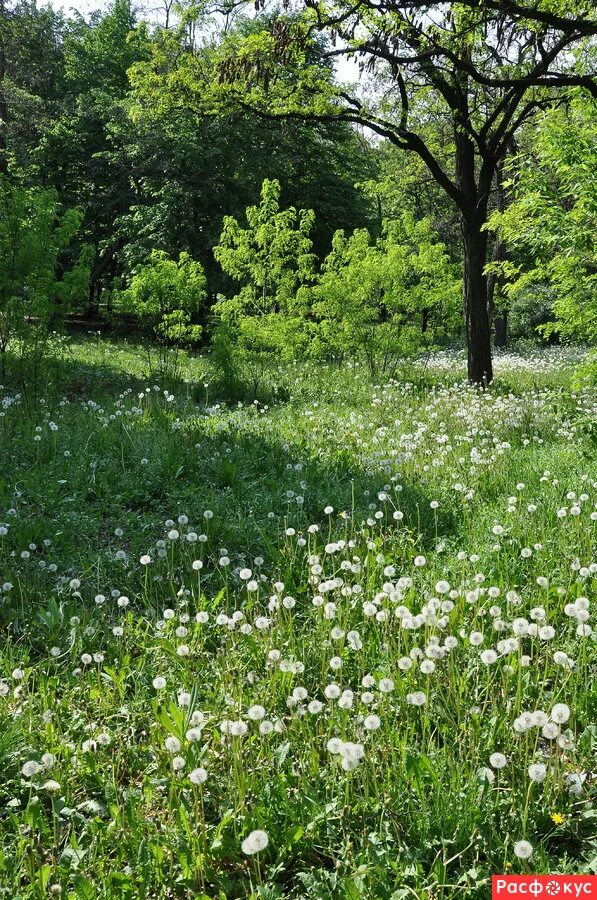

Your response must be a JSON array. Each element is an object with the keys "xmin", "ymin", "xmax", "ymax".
[{"xmin": 0, "ymin": 339, "xmax": 595, "ymax": 900}]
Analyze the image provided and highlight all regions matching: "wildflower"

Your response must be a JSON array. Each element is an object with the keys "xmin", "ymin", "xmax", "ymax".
[
  {"xmin": 406, "ymin": 691, "xmax": 427, "ymax": 706},
  {"xmin": 528, "ymin": 763, "xmax": 547, "ymax": 782},
  {"xmin": 513, "ymin": 840, "xmax": 533, "ymax": 860},
  {"xmin": 189, "ymin": 768, "xmax": 208, "ymax": 785},
  {"xmin": 241, "ymin": 830, "xmax": 269, "ymax": 855},
  {"xmin": 550, "ymin": 813, "xmax": 566, "ymax": 825},
  {"xmin": 364, "ymin": 715, "xmax": 381, "ymax": 731},
  {"xmin": 489, "ymin": 753, "xmax": 507, "ymax": 770},
  {"xmin": 550, "ymin": 703, "xmax": 570, "ymax": 724},
  {"xmin": 42, "ymin": 780, "xmax": 61, "ymax": 793}
]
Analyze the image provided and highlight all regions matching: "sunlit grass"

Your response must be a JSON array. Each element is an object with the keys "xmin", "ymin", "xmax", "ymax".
[{"xmin": 0, "ymin": 339, "xmax": 595, "ymax": 899}]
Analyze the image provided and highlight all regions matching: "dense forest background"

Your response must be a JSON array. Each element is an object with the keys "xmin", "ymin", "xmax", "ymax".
[{"xmin": 0, "ymin": 0, "xmax": 596, "ymax": 385}]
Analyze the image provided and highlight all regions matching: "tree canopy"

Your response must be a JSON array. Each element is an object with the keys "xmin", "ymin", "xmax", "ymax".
[{"xmin": 0, "ymin": 0, "xmax": 595, "ymax": 383}]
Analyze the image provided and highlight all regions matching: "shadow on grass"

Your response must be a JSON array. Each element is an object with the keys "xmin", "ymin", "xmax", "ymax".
[{"xmin": 2, "ymin": 345, "xmax": 459, "ymax": 575}]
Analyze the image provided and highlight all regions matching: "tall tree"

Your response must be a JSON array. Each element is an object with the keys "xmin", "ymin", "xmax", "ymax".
[{"xmin": 156, "ymin": 0, "xmax": 597, "ymax": 381}]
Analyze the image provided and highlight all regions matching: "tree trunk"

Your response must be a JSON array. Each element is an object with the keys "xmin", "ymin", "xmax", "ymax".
[
  {"xmin": 462, "ymin": 217, "xmax": 493, "ymax": 384},
  {"xmin": 454, "ymin": 97, "xmax": 494, "ymax": 385}
]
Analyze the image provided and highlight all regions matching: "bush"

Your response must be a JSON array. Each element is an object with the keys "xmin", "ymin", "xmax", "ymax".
[
  {"xmin": 312, "ymin": 214, "xmax": 461, "ymax": 376},
  {"xmin": 213, "ymin": 179, "xmax": 316, "ymax": 359},
  {"xmin": 0, "ymin": 176, "xmax": 89, "ymax": 381},
  {"xmin": 121, "ymin": 250, "xmax": 205, "ymax": 378}
]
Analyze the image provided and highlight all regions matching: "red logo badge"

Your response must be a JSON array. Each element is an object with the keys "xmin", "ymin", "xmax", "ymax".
[{"xmin": 493, "ymin": 876, "xmax": 597, "ymax": 898}]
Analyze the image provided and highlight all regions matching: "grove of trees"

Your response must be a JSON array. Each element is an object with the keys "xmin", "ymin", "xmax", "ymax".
[{"xmin": 0, "ymin": 0, "xmax": 596, "ymax": 383}]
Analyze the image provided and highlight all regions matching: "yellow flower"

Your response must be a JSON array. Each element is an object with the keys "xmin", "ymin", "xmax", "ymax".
[{"xmin": 550, "ymin": 813, "xmax": 566, "ymax": 825}]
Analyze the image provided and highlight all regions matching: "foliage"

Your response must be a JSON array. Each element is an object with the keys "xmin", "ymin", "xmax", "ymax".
[
  {"xmin": 121, "ymin": 249, "xmax": 205, "ymax": 344},
  {"xmin": 0, "ymin": 339, "xmax": 595, "ymax": 897},
  {"xmin": 312, "ymin": 214, "xmax": 461, "ymax": 374},
  {"xmin": 213, "ymin": 178, "xmax": 316, "ymax": 358},
  {"xmin": 487, "ymin": 96, "xmax": 597, "ymax": 344},
  {"xmin": 0, "ymin": 175, "xmax": 87, "ymax": 374},
  {"xmin": 158, "ymin": 0, "xmax": 597, "ymax": 381}
]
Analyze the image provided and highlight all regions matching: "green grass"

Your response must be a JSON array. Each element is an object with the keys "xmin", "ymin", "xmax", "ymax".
[{"xmin": 0, "ymin": 338, "xmax": 595, "ymax": 899}]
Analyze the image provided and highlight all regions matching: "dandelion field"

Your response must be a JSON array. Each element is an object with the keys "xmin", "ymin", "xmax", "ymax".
[{"xmin": 0, "ymin": 341, "xmax": 595, "ymax": 900}]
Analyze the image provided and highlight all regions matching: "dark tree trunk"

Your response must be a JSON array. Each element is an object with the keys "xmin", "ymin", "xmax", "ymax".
[
  {"xmin": 454, "ymin": 99, "xmax": 494, "ymax": 385},
  {"xmin": 462, "ymin": 217, "xmax": 493, "ymax": 384}
]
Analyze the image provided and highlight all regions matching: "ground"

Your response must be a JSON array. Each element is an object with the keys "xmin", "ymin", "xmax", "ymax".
[{"xmin": 0, "ymin": 340, "xmax": 595, "ymax": 899}]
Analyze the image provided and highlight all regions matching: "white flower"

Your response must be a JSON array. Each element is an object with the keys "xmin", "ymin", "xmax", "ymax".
[
  {"xmin": 513, "ymin": 840, "xmax": 533, "ymax": 860},
  {"xmin": 364, "ymin": 715, "xmax": 381, "ymax": 731},
  {"xmin": 189, "ymin": 767, "xmax": 208, "ymax": 785},
  {"xmin": 21, "ymin": 760, "xmax": 41, "ymax": 778},
  {"xmin": 489, "ymin": 753, "xmax": 507, "ymax": 770},
  {"xmin": 542, "ymin": 722, "xmax": 560, "ymax": 740},
  {"xmin": 241, "ymin": 830, "xmax": 269, "ymax": 855},
  {"xmin": 528, "ymin": 763, "xmax": 547, "ymax": 782},
  {"xmin": 152, "ymin": 677, "xmax": 167, "ymax": 689},
  {"xmin": 165, "ymin": 736, "xmax": 181, "ymax": 753},
  {"xmin": 550, "ymin": 703, "xmax": 570, "ymax": 724},
  {"xmin": 406, "ymin": 691, "xmax": 427, "ymax": 706},
  {"xmin": 42, "ymin": 780, "xmax": 61, "ymax": 793}
]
